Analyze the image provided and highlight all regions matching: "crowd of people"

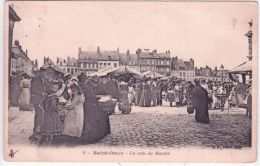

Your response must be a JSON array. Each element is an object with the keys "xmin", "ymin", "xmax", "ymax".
[{"xmin": 8, "ymin": 68, "xmax": 252, "ymax": 145}]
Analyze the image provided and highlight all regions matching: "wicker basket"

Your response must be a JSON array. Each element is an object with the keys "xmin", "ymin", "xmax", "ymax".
[{"xmin": 98, "ymin": 100, "xmax": 116, "ymax": 112}]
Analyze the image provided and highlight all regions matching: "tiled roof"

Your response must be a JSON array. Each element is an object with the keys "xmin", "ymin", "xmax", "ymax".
[
  {"xmin": 67, "ymin": 57, "xmax": 78, "ymax": 66},
  {"xmin": 157, "ymin": 53, "xmax": 171, "ymax": 59},
  {"xmin": 41, "ymin": 63, "xmax": 69, "ymax": 75},
  {"xmin": 184, "ymin": 61, "xmax": 193, "ymax": 70},
  {"xmin": 11, "ymin": 46, "xmax": 31, "ymax": 62},
  {"xmin": 176, "ymin": 59, "xmax": 186, "ymax": 68},
  {"xmin": 98, "ymin": 51, "xmax": 119, "ymax": 61},
  {"xmin": 78, "ymin": 51, "xmax": 98, "ymax": 60},
  {"xmin": 79, "ymin": 50, "xmax": 119, "ymax": 61},
  {"xmin": 119, "ymin": 53, "xmax": 139, "ymax": 65},
  {"xmin": 139, "ymin": 52, "xmax": 170, "ymax": 59}
]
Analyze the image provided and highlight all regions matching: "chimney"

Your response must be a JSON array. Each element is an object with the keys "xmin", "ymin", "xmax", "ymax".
[
  {"xmin": 144, "ymin": 49, "xmax": 150, "ymax": 53},
  {"xmin": 78, "ymin": 47, "xmax": 81, "ymax": 53},
  {"xmin": 26, "ymin": 49, "xmax": 28, "ymax": 56},
  {"xmin": 127, "ymin": 49, "xmax": 130, "ymax": 56},
  {"xmin": 117, "ymin": 47, "xmax": 119, "ymax": 53},
  {"xmin": 97, "ymin": 46, "xmax": 100, "ymax": 54},
  {"xmin": 14, "ymin": 40, "xmax": 19, "ymax": 46},
  {"xmin": 35, "ymin": 59, "xmax": 38, "ymax": 67},
  {"xmin": 67, "ymin": 56, "xmax": 70, "ymax": 64}
]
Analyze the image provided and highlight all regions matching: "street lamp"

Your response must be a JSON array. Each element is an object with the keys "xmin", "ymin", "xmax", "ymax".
[{"xmin": 220, "ymin": 64, "xmax": 224, "ymax": 83}]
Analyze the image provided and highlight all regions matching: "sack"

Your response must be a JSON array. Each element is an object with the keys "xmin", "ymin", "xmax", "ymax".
[{"xmin": 187, "ymin": 106, "xmax": 194, "ymax": 114}]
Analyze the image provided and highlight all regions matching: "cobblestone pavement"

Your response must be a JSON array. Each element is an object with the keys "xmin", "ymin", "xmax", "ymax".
[
  {"xmin": 97, "ymin": 103, "xmax": 252, "ymax": 149},
  {"xmin": 8, "ymin": 102, "xmax": 252, "ymax": 149}
]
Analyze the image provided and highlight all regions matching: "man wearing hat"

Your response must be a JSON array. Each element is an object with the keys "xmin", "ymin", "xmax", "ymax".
[
  {"xmin": 246, "ymin": 79, "xmax": 252, "ymax": 119},
  {"xmin": 174, "ymin": 80, "xmax": 183, "ymax": 107},
  {"xmin": 30, "ymin": 70, "xmax": 46, "ymax": 135},
  {"xmin": 191, "ymin": 79, "xmax": 210, "ymax": 124}
]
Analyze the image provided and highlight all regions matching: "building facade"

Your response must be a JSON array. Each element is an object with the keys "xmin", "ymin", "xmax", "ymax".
[
  {"xmin": 56, "ymin": 57, "xmax": 79, "ymax": 75},
  {"xmin": 195, "ymin": 66, "xmax": 230, "ymax": 82},
  {"xmin": 98, "ymin": 50, "xmax": 119, "ymax": 70},
  {"xmin": 11, "ymin": 40, "xmax": 34, "ymax": 76},
  {"xmin": 119, "ymin": 50, "xmax": 140, "ymax": 72},
  {"xmin": 139, "ymin": 49, "xmax": 171, "ymax": 76},
  {"xmin": 78, "ymin": 47, "xmax": 99, "ymax": 75},
  {"xmin": 171, "ymin": 57, "xmax": 195, "ymax": 81},
  {"xmin": 9, "ymin": 5, "xmax": 21, "ymax": 77}
]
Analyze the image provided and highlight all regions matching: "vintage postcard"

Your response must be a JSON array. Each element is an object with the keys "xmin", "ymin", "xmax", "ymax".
[{"xmin": 3, "ymin": 0, "xmax": 257, "ymax": 162}]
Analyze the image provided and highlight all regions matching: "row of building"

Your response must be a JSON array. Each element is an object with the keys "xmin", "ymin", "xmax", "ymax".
[
  {"xmin": 9, "ymin": 5, "xmax": 229, "ymax": 82},
  {"xmin": 9, "ymin": 6, "xmax": 37, "ymax": 77},
  {"xmin": 10, "ymin": 40, "xmax": 38, "ymax": 76},
  {"xmin": 54, "ymin": 46, "xmax": 229, "ymax": 82}
]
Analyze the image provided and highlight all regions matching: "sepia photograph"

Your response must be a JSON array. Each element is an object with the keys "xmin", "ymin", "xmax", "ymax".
[{"xmin": 3, "ymin": 0, "xmax": 257, "ymax": 162}]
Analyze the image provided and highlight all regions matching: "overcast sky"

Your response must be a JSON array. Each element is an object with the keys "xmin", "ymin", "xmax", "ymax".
[{"xmin": 10, "ymin": 1, "xmax": 257, "ymax": 69}]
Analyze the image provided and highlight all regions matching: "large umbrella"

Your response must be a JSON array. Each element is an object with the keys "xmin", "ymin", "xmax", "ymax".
[
  {"xmin": 143, "ymin": 71, "xmax": 165, "ymax": 78},
  {"xmin": 229, "ymin": 61, "xmax": 252, "ymax": 74},
  {"xmin": 89, "ymin": 66, "xmax": 115, "ymax": 77},
  {"xmin": 160, "ymin": 75, "xmax": 179, "ymax": 81},
  {"xmin": 228, "ymin": 61, "xmax": 252, "ymax": 84},
  {"xmin": 90, "ymin": 66, "xmax": 145, "ymax": 79}
]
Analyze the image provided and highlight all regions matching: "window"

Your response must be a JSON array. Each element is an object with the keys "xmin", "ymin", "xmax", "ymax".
[
  {"xmin": 114, "ymin": 63, "xmax": 117, "ymax": 67},
  {"xmin": 67, "ymin": 68, "xmax": 70, "ymax": 73},
  {"xmin": 104, "ymin": 63, "xmax": 107, "ymax": 67},
  {"xmin": 92, "ymin": 64, "xmax": 94, "ymax": 68},
  {"xmin": 75, "ymin": 68, "xmax": 78, "ymax": 73},
  {"xmin": 108, "ymin": 63, "xmax": 111, "ymax": 66},
  {"xmin": 99, "ymin": 63, "xmax": 103, "ymax": 67},
  {"xmin": 60, "ymin": 62, "xmax": 62, "ymax": 66},
  {"xmin": 180, "ymin": 72, "xmax": 182, "ymax": 76},
  {"xmin": 83, "ymin": 63, "xmax": 86, "ymax": 68}
]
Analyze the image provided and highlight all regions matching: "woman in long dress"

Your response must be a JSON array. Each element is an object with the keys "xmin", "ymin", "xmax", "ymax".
[
  {"xmin": 174, "ymin": 82, "xmax": 183, "ymax": 107},
  {"xmin": 80, "ymin": 77, "xmax": 111, "ymax": 144},
  {"xmin": 118, "ymin": 81, "xmax": 131, "ymax": 113},
  {"xmin": 212, "ymin": 84, "xmax": 219, "ymax": 109},
  {"xmin": 134, "ymin": 80, "xmax": 142, "ymax": 106},
  {"xmin": 139, "ymin": 80, "xmax": 151, "ymax": 107},
  {"xmin": 10, "ymin": 74, "xmax": 22, "ymax": 106},
  {"xmin": 40, "ymin": 80, "xmax": 63, "ymax": 145},
  {"xmin": 62, "ymin": 83, "xmax": 85, "ymax": 138},
  {"xmin": 128, "ymin": 85, "xmax": 135, "ymax": 105},
  {"xmin": 19, "ymin": 74, "xmax": 32, "ymax": 110}
]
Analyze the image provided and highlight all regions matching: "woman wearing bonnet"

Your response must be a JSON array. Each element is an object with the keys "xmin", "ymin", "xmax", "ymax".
[{"xmin": 62, "ymin": 82, "xmax": 85, "ymax": 139}]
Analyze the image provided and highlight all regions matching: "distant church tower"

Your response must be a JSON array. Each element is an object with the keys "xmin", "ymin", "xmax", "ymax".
[{"xmin": 245, "ymin": 19, "xmax": 253, "ymax": 61}]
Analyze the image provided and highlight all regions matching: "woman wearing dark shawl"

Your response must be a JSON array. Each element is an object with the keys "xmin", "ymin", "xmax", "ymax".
[
  {"xmin": 191, "ymin": 79, "xmax": 210, "ymax": 124},
  {"xmin": 80, "ymin": 77, "xmax": 111, "ymax": 144}
]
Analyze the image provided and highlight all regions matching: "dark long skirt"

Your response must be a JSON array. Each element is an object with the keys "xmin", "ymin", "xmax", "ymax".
[
  {"xmin": 194, "ymin": 104, "xmax": 210, "ymax": 124},
  {"xmin": 41, "ymin": 98, "xmax": 63, "ymax": 136},
  {"xmin": 81, "ymin": 98, "xmax": 110, "ymax": 144},
  {"xmin": 9, "ymin": 76, "xmax": 21, "ymax": 106},
  {"xmin": 139, "ymin": 89, "xmax": 151, "ymax": 107},
  {"xmin": 118, "ymin": 91, "xmax": 131, "ymax": 113},
  {"xmin": 134, "ymin": 88, "xmax": 142, "ymax": 106}
]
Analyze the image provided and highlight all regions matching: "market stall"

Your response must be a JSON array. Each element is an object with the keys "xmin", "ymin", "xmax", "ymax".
[{"xmin": 228, "ymin": 61, "xmax": 252, "ymax": 112}]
